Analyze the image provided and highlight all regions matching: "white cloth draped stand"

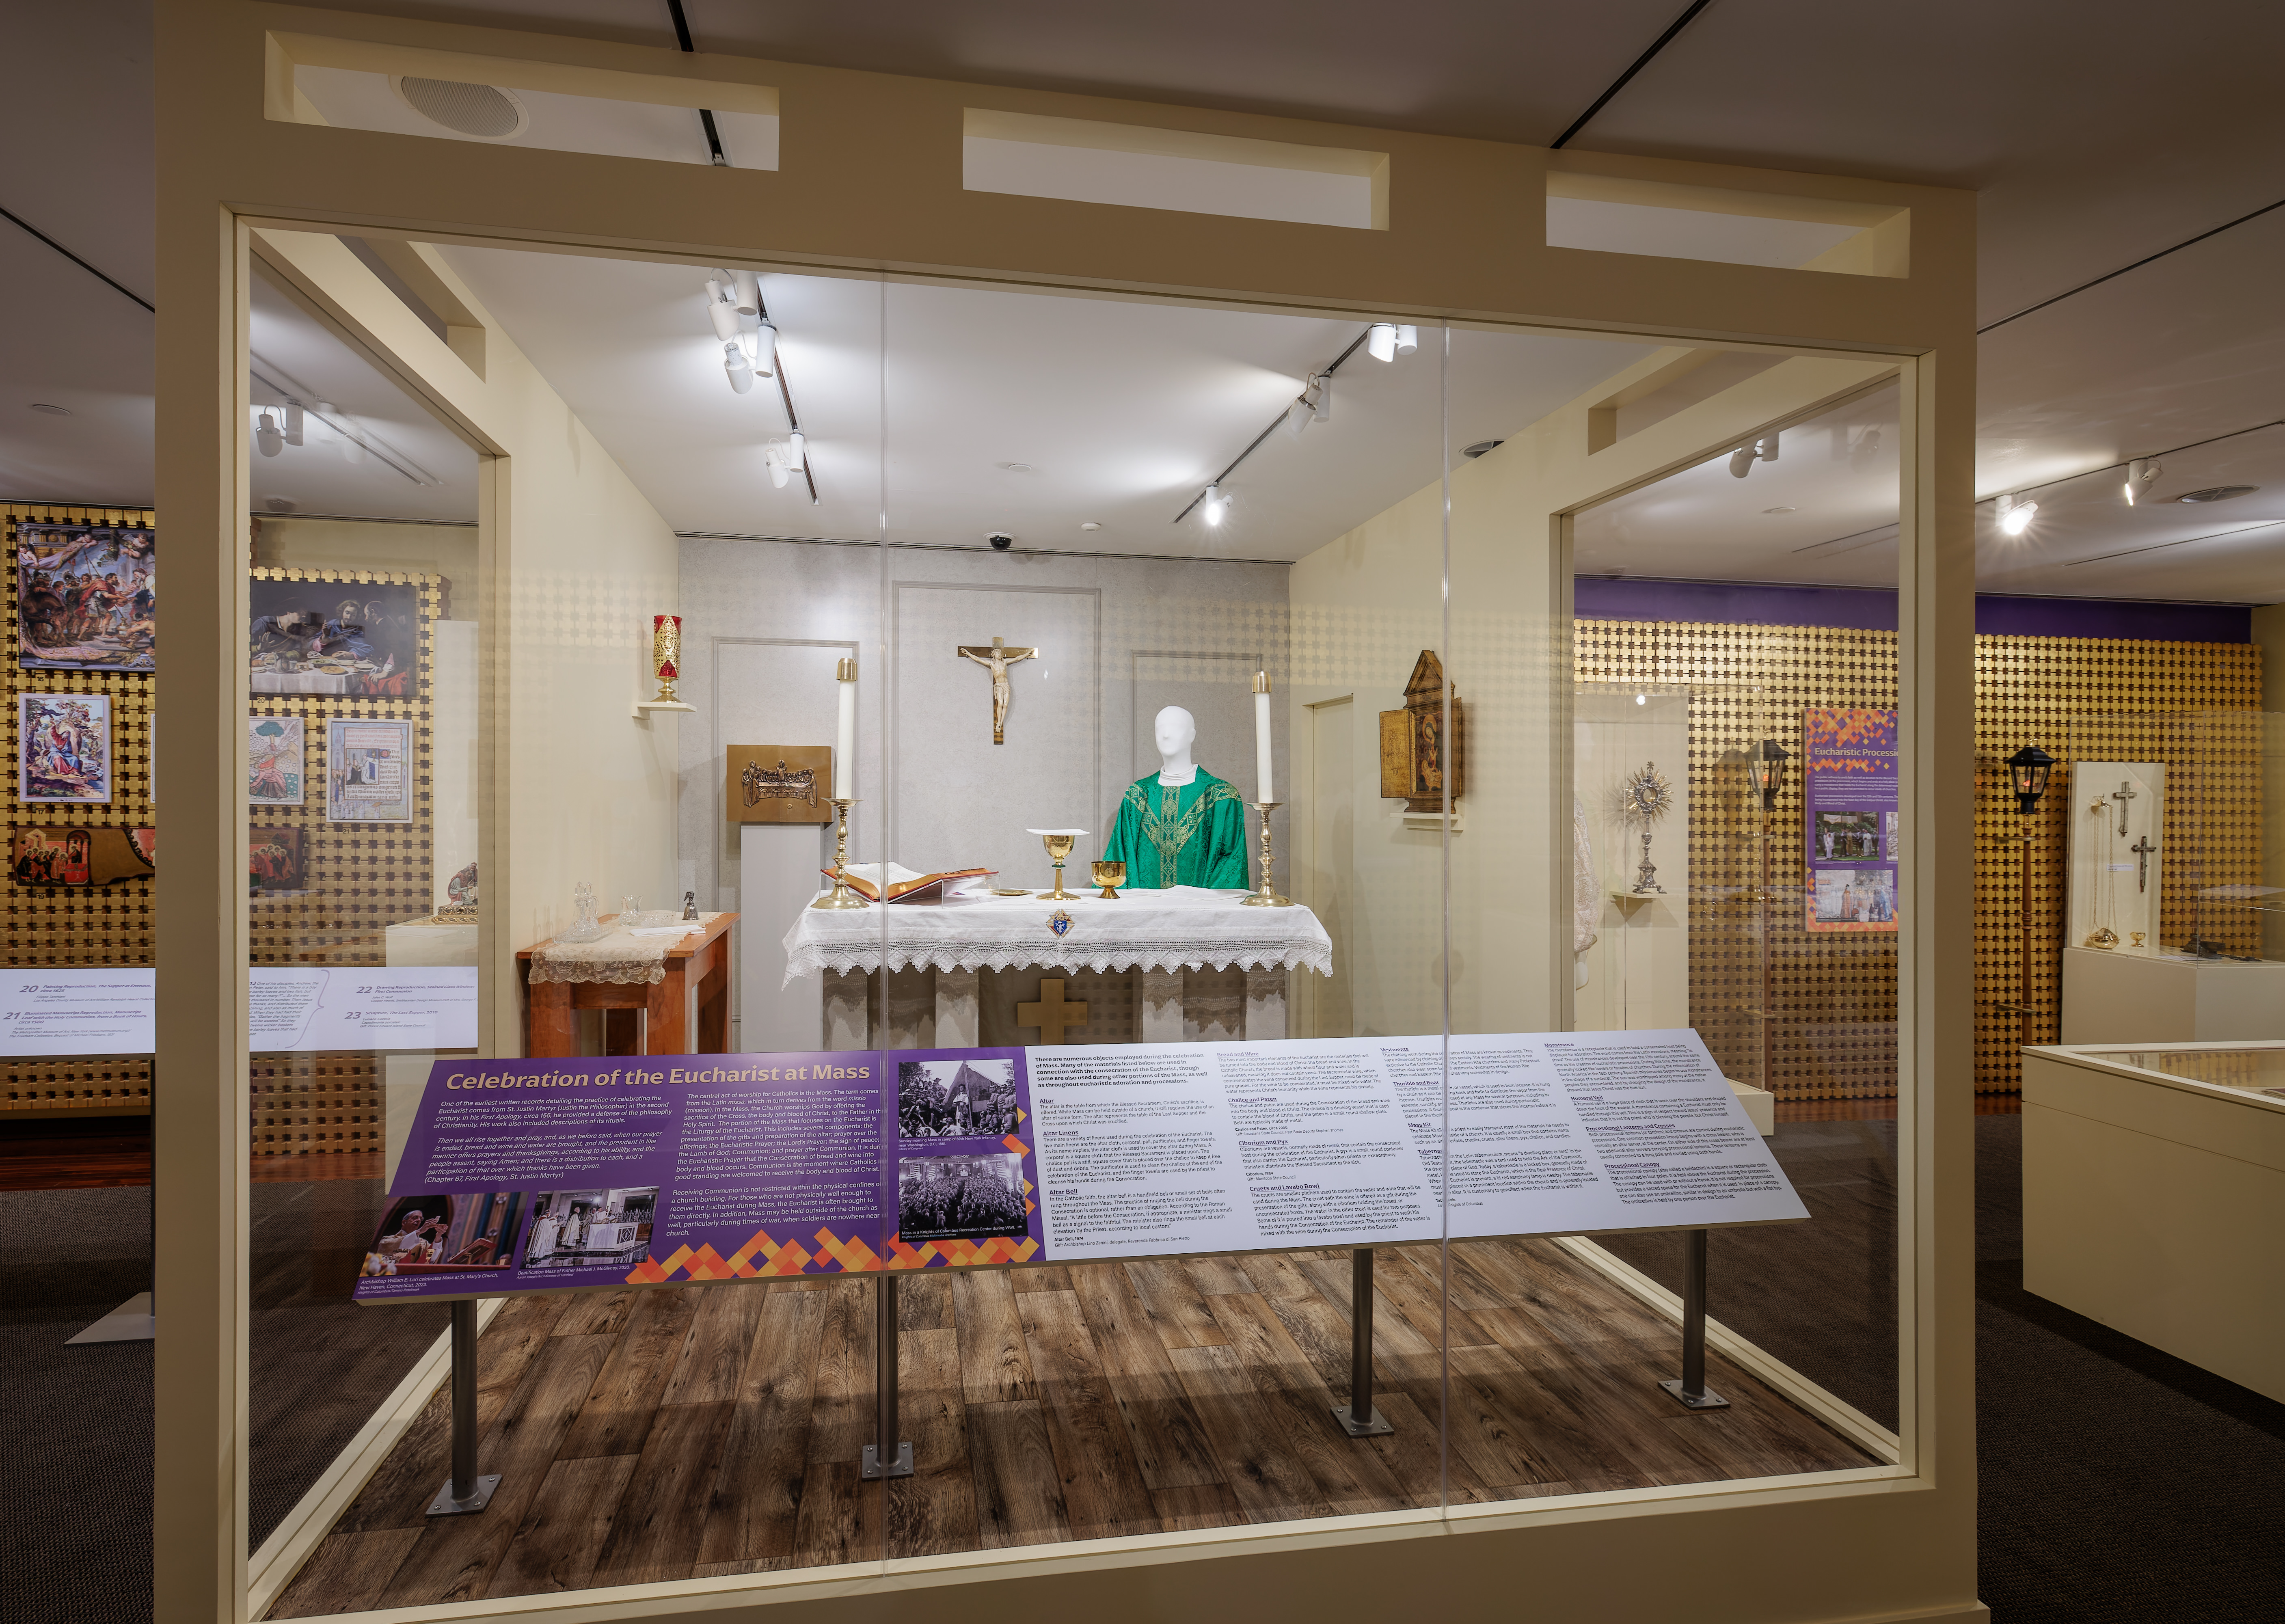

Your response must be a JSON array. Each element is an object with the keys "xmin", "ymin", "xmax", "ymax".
[{"xmin": 780, "ymin": 885, "xmax": 1333, "ymax": 1048}]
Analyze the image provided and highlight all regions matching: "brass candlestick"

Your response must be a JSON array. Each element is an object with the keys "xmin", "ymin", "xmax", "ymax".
[
  {"xmin": 1242, "ymin": 800, "xmax": 1293, "ymax": 907},
  {"xmin": 811, "ymin": 797, "xmax": 867, "ymax": 909}
]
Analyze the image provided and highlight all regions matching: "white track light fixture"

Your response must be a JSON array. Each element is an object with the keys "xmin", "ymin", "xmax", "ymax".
[
  {"xmin": 1201, "ymin": 483, "xmax": 1226, "ymax": 527},
  {"xmin": 1395, "ymin": 324, "xmax": 1418, "ymax": 355},
  {"xmin": 283, "ymin": 400, "xmax": 305, "ymax": 447},
  {"xmin": 2123, "ymin": 458, "xmax": 2162, "ymax": 506},
  {"xmin": 1727, "ymin": 433, "xmax": 1780, "ymax": 479},
  {"xmin": 1311, "ymin": 372, "xmax": 1332, "ymax": 423},
  {"xmin": 1996, "ymin": 492, "xmax": 2038, "ymax": 536},
  {"xmin": 723, "ymin": 341, "xmax": 755, "ymax": 393},
  {"xmin": 786, "ymin": 430, "xmax": 806, "ymax": 470},
  {"xmin": 1367, "ymin": 323, "xmax": 1397, "ymax": 363},
  {"xmin": 730, "ymin": 270, "xmax": 760, "ymax": 316},
  {"xmin": 765, "ymin": 440, "xmax": 792, "ymax": 488},
  {"xmin": 752, "ymin": 317, "xmax": 778, "ymax": 376},
  {"xmin": 704, "ymin": 274, "xmax": 776, "ymax": 390},
  {"xmin": 255, "ymin": 410, "xmax": 283, "ymax": 458}
]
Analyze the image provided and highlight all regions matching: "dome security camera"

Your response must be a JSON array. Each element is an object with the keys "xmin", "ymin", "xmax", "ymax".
[{"xmin": 987, "ymin": 532, "xmax": 1015, "ymax": 551}]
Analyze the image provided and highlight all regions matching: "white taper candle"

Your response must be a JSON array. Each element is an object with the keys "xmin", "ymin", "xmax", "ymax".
[
  {"xmin": 835, "ymin": 657, "xmax": 857, "ymax": 793},
  {"xmin": 1253, "ymin": 671, "xmax": 1273, "ymax": 802}
]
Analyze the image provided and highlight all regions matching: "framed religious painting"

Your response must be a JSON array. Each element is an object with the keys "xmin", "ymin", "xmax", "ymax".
[
  {"xmin": 326, "ymin": 717, "xmax": 415, "ymax": 824},
  {"xmin": 14, "ymin": 522, "xmax": 156, "ymax": 672},
  {"xmin": 250, "ymin": 574, "xmax": 421, "ymax": 698},
  {"xmin": 18, "ymin": 692, "xmax": 112, "ymax": 803},
  {"xmin": 249, "ymin": 826, "xmax": 308, "ymax": 892},
  {"xmin": 12, "ymin": 825, "xmax": 156, "ymax": 885},
  {"xmin": 248, "ymin": 714, "xmax": 306, "ymax": 805}
]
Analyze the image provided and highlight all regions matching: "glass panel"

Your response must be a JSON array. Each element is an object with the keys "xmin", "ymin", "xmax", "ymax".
[
  {"xmin": 1440, "ymin": 331, "xmax": 1909, "ymax": 1493},
  {"xmin": 2108, "ymin": 1047, "xmax": 2285, "ymax": 1096},
  {"xmin": 244, "ymin": 253, "xmax": 481, "ymax": 1552}
]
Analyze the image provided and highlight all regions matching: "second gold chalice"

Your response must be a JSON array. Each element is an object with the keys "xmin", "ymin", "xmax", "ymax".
[
  {"xmin": 1026, "ymin": 828, "xmax": 1088, "ymax": 901},
  {"xmin": 1091, "ymin": 860, "xmax": 1126, "ymax": 899}
]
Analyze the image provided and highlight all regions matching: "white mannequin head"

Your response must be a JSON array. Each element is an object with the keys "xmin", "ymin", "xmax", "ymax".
[{"xmin": 1153, "ymin": 705, "xmax": 1198, "ymax": 782}]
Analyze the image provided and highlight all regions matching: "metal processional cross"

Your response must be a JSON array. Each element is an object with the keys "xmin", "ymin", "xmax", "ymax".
[{"xmin": 956, "ymin": 635, "xmax": 1038, "ymax": 744}]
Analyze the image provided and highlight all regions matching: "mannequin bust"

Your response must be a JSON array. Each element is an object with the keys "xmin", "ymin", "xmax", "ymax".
[{"xmin": 1100, "ymin": 706, "xmax": 1247, "ymax": 888}]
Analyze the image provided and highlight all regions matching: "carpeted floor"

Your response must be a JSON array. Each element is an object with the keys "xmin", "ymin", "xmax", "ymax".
[{"xmin": 7, "ymin": 1116, "xmax": 2284, "ymax": 1622}]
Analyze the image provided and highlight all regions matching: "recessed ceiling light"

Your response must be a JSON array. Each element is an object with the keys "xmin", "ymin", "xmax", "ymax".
[
  {"xmin": 1461, "ymin": 440, "xmax": 1503, "ymax": 459},
  {"xmin": 264, "ymin": 497, "xmax": 297, "ymax": 513},
  {"xmin": 1079, "ymin": 521, "xmax": 1102, "ymax": 532},
  {"xmin": 997, "ymin": 462, "xmax": 1034, "ymax": 473},
  {"xmin": 1761, "ymin": 505, "xmax": 1796, "ymax": 514},
  {"xmin": 2175, "ymin": 485, "xmax": 2257, "ymax": 503},
  {"xmin": 28, "ymin": 403, "xmax": 70, "ymax": 416}
]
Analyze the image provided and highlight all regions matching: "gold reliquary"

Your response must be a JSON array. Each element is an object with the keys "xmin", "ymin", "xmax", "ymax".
[
  {"xmin": 1380, "ymin": 649, "xmax": 1465, "ymax": 816},
  {"xmin": 725, "ymin": 744, "xmax": 836, "ymax": 825}
]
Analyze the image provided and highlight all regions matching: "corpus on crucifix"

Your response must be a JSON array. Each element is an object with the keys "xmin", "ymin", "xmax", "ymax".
[{"xmin": 957, "ymin": 635, "xmax": 1039, "ymax": 744}]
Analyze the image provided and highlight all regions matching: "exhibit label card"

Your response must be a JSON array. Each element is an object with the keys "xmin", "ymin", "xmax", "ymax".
[
  {"xmin": 0, "ymin": 967, "xmax": 155, "ymax": 1057},
  {"xmin": 248, "ymin": 966, "xmax": 478, "ymax": 1052}
]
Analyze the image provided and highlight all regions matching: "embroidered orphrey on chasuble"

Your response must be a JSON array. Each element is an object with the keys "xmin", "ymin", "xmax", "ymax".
[{"xmin": 1101, "ymin": 769, "xmax": 1248, "ymax": 889}]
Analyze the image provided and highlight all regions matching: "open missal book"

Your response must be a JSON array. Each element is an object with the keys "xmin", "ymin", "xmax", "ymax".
[{"xmin": 827, "ymin": 862, "xmax": 994, "ymax": 904}]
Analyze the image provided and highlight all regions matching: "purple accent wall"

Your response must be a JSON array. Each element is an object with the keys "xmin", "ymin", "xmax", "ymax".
[{"xmin": 1572, "ymin": 576, "xmax": 2250, "ymax": 644}]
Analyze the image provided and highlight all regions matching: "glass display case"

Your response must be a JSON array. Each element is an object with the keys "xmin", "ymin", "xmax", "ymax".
[
  {"xmin": 146, "ymin": 10, "xmax": 1981, "ymax": 1622},
  {"xmin": 2024, "ymin": 1041, "xmax": 2285, "ymax": 1403},
  {"xmin": 2056, "ymin": 710, "xmax": 2285, "ymax": 1044}
]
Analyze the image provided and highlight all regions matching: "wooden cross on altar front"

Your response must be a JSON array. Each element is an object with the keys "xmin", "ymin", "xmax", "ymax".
[{"xmin": 1017, "ymin": 978, "xmax": 1089, "ymax": 1045}]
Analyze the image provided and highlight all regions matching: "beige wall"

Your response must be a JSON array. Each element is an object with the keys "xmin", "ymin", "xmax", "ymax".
[
  {"xmin": 1292, "ymin": 349, "xmax": 1896, "ymax": 1039},
  {"xmin": 251, "ymin": 230, "xmax": 682, "ymax": 1056}
]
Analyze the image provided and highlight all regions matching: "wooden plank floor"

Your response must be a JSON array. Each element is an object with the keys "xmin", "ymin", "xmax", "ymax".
[{"xmin": 269, "ymin": 1238, "xmax": 1875, "ymax": 1615}]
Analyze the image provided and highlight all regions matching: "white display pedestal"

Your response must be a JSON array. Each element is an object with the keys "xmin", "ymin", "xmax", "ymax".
[
  {"xmin": 382, "ymin": 916, "xmax": 477, "ymax": 1186},
  {"xmin": 2025, "ymin": 1042, "xmax": 2285, "ymax": 1404},
  {"xmin": 2060, "ymin": 945, "xmax": 2285, "ymax": 1045},
  {"xmin": 740, "ymin": 823, "xmax": 831, "ymax": 1053}
]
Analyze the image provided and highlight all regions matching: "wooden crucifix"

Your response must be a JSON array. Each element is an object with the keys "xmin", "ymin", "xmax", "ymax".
[
  {"xmin": 957, "ymin": 635, "xmax": 1038, "ymax": 744},
  {"xmin": 1016, "ymin": 978, "xmax": 1089, "ymax": 1044}
]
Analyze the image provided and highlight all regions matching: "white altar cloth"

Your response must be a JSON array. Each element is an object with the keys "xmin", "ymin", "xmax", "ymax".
[{"xmin": 782, "ymin": 885, "xmax": 1333, "ymax": 987}]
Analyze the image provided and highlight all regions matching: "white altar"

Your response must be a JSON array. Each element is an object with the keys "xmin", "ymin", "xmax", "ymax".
[{"xmin": 781, "ymin": 885, "xmax": 1333, "ymax": 1050}]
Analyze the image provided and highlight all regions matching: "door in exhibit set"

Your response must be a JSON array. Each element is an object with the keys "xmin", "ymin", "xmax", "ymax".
[{"xmin": 258, "ymin": 247, "xmax": 1907, "ymax": 1611}]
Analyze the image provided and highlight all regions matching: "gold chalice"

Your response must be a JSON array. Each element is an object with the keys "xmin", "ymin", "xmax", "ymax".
[
  {"xmin": 1091, "ymin": 860, "xmax": 1126, "ymax": 899},
  {"xmin": 1026, "ymin": 828, "xmax": 1088, "ymax": 901}
]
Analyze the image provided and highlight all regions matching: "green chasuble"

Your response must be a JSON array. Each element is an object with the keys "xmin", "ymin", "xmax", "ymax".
[{"xmin": 1101, "ymin": 769, "xmax": 1250, "ymax": 889}]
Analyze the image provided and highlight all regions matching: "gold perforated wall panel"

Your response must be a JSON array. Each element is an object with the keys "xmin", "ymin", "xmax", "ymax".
[
  {"xmin": 1974, "ymin": 639, "xmax": 2263, "ymax": 1093},
  {"xmin": 248, "ymin": 566, "xmax": 436, "ymax": 1155},
  {"xmin": 3, "ymin": 503, "xmax": 156, "ymax": 1115},
  {"xmin": 1578, "ymin": 619, "xmax": 2263, "ymax": 1101}
]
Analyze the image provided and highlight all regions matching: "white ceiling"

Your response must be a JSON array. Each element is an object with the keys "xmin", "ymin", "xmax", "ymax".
[
  {"xmin": 3, "ymin": 0, "xmax": 2283, "ymax": 603},
  {"xmin": 246, "ymin": 261, "xmax": 478, "ymax": 520},
  {"xmin": 436, "ymin": 245, "xmax": 1657, "ymax": 557}
]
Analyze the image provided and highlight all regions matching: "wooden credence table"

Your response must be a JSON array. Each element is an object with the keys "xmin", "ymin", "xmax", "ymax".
[{"xmin": 518, "ymin": 911, "xmax": 736, "ymax": 1057}]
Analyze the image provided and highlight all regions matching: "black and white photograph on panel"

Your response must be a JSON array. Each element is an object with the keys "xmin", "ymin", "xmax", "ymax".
[{"xmin": 896, "ymin": 1153, "xmax": 1028, "ymax": 1242}]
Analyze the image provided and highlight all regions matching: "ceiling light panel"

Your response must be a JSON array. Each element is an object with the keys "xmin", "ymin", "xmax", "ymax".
[{"xmin": 287, "ymin": 64, "xmax": 780, "ymax": 169}]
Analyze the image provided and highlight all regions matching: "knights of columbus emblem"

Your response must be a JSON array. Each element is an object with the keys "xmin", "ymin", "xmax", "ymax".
[{"xmin": 1047, "ymin": 910, "xmax": 1074, "ymax": 937}]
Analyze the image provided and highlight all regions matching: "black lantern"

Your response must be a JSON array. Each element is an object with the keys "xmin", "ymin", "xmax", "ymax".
[
  {"xmin": 1747, "ymin": 738, "xmax": 1790, "ymax": 814},
  {"xmin": 2006, "ymin": 743, "xmax": 2056, "ymax": 815}
]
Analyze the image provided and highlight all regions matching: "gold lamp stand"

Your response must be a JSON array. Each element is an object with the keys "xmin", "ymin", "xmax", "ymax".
[
  {"xmin": 811, "ymin": 797, "xmax": 868, "ymax": 909},
  {"xmin": 1242, "ymin": 801, "xmax": 1293, "ymax": 907}
]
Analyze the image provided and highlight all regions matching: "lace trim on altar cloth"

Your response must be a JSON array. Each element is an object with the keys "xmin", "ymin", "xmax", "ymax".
[
  {"xmin": 783, "ymin": 942, "xmax": 1332, "ymax": 988},
  {"xmin": 530, "ymin": 958, "xmax": 667, "ymax": 985}
]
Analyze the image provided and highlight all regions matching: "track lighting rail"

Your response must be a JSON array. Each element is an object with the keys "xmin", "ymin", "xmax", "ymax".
[{"xmin": 1173, "ymin": 324, "xmax": 1391, "ymax": 526}]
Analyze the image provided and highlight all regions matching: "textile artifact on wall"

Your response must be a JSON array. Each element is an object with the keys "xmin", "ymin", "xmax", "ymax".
[
  {"xmin": 1380, "ymin": 648, "xmax": 1464, "ymax": 812},
  {"xmin": 14, "ymin": 522, "xmax": 155, "ymax": 672},
  {"xmin": 725, "ymin": 743, "xmax": 833, "ymax": 825}
]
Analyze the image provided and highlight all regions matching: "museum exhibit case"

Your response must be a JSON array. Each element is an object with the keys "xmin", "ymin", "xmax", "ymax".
[
  {"xmin": 2023, "ymin": 1041, "xmax": 2285, "ymax": 1404},
  {"xmin": 2052, "ymin": 709, "xmax": 2285, "ymax": 1044},
  {"xmin": 149, "ymin": 8, "xmax": 1982, "ymax": 1624}
]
